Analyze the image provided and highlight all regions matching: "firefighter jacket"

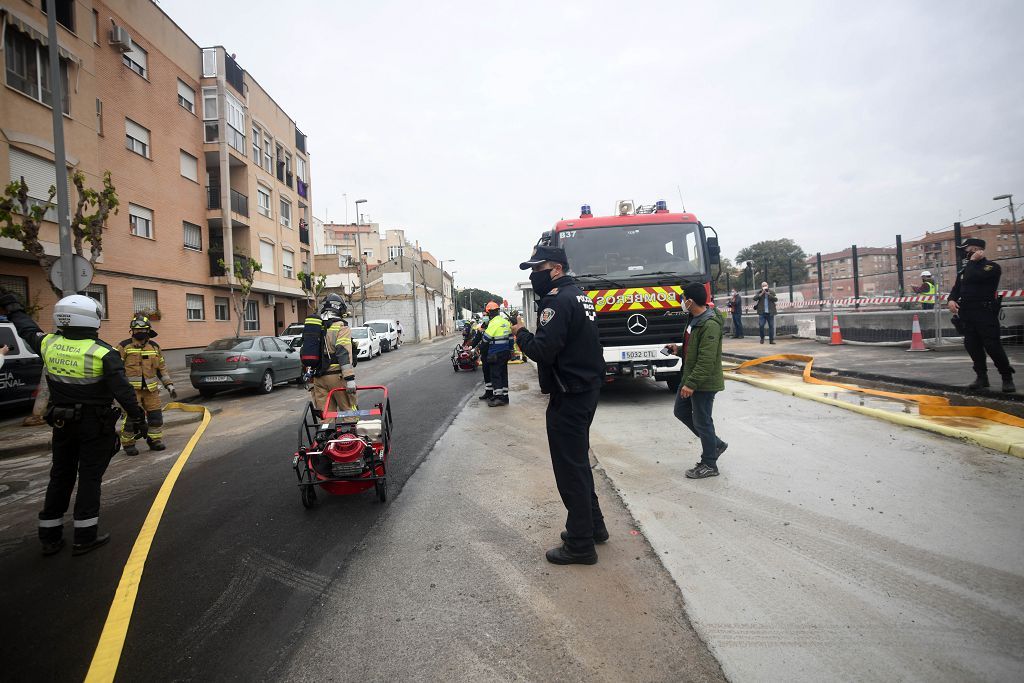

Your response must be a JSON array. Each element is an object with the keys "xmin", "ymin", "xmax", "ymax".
[
  {"xmin": 481, "ymin": 314, "xmax": 512, "ymax": 356},
  {"xmin": 6, "ymin": 309, "xmax": 143, "ymax": 419},
  {"xmin": 514, "ymin": 275, "xmax": 604, "ymax": 394},
  {"xmin": 325, "ymin": 320, "xmax": 356, "ymax": 381},
  {"xmin": 116, "ymin": 338, "xmax": 168, "ymax": 391}
]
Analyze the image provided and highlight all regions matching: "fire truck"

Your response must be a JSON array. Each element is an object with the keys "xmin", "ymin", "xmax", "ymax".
[{"xmin": 537, "ymin": 199, "xmax": 721, "ymax": 391}]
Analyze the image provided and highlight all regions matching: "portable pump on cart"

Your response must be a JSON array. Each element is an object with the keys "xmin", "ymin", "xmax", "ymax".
[
  {"xmin": 451, "ymin": 343, "xmax": 478, "ymax": 372},
  {"xmin": 293, "ymin": 385, "xmax": 393, "ymax": 507}
]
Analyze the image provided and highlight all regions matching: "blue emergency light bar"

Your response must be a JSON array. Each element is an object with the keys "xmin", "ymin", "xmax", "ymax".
[
  {"xmin": 656, "ymin": 200, "xmax": 668, "ymax": 211},
  {"xmin": 580, "ymin": 204, "xmax": 592, "ymax": 217}
]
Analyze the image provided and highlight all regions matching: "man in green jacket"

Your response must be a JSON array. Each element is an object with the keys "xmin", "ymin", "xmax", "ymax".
[{"xmin": 665, "ymin": 283, "xmax": 728, "ymax": 479}]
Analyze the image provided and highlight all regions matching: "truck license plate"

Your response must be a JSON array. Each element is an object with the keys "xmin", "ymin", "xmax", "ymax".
[{"xmin": 621, "ymin": 350, "xmax": 658, "ymax": 360}]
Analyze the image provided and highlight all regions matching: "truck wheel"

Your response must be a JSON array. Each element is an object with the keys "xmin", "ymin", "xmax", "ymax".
[{"xmin": 665, "ymin": 375, "xmax": 681, "ymax": 393}]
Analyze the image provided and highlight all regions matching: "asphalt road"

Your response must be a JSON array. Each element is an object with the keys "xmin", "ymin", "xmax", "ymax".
[{"xmin": 0, "ymin": 339, "xmax": 477, "ymax": 681}]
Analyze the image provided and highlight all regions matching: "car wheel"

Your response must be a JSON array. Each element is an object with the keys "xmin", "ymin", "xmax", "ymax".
[
  {"xmin": 258, "ymin": 370, "xmax": 274, "ymax": 394},
  {"xmin": 199, "ymin": 387, "xmax": 218, "ymax": 398}
]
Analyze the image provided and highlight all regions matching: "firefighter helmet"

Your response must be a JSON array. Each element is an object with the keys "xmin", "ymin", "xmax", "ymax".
[
  {"xmin": 319, "ymin": 293, "xmax": 347, "ymax": 321},
  {"xmin": 53, "ymin": 295, "xmax": 103, "ymax": 329}
]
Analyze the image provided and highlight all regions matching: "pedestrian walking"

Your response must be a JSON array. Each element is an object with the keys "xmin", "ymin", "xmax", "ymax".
[
  {"xmin": 727, "ymin": 289, "xmax": 744, "ymax": 338},
  {"xmin": 395, "ymin": 320, "xmax": 403, "ymax": 346},
  {"xmin": 948, "ymin": 238, "xmax": 1015, "ymax": 392},
  {"xmin": 754, "ymin": 281, "xmax": 778, "ymax": 344},
  {"xmin": 512, "ymin": 245, "xmax": 607, "ymax": 565},
  {"xmin": 912, "ymin": 270, "xmax": 938, "ymax": 310},
  {"xmin": 664, "ymin": 284, "xmax": 728, "ymax": 479},
  {"xmin": 0, "ymin": 290, "xmax": 146, "ymax": 556}
]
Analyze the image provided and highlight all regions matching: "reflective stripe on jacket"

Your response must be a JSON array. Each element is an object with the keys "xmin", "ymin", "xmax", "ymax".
[
  {"xmin": 482, "ymin": 315, "xmax": 512, "ymax": 355},
  {"xmin": 41, "ymin": 334, "xmax": 110, "ymax": 386},
  {"xmin": 116, "ymin": 340, "xmax": 166, "ymax": 391}
]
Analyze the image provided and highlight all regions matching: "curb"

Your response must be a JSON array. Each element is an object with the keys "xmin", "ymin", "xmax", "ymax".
[
  {"xmin": 0, "ymin": 406, "xmax": 223, "ymax": 460},
  {"xmin": 722, "ymin": 351, "xmax": 1024, "ymax": 403},
  {"xmin": 724, "ymin": 371, "xmax": 1024, "ymax": 458}
]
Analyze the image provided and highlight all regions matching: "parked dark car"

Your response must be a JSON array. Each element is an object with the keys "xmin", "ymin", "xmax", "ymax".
[
  {"xmin": 0, "ymin": 321, "xmax": 42, "ymax": 409},
  {"xmin": 190, "ymin": 336, "xmax": 301, "ymax": 398}
]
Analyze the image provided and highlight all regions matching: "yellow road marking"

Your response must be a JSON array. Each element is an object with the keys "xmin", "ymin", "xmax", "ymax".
[{"xmin": 85, "ymin": 402, "xmax": 212, "ymax": 683}]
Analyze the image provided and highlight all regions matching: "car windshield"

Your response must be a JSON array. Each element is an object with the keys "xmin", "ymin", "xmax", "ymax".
[
  {"xmin": 351, "ymin": 328, "xmax": 368, "ymax": 339},
  {"xmin": 205, "ymin": 338, "xmax": 255, "ymax": 351},
  {"xmin": 289, "ymin": 337, "xmax": 302, "ymax": 348},
  {"xmin": 282, "ymin": 324, "xmax": 304, "ymax": 335},
  {"xmin": 558, "ymin": 222, "xmax": 705, "ymax": 279},
  {"xmin": 368, "ymin": 323, "xmax": 389, "ymax": 334}
]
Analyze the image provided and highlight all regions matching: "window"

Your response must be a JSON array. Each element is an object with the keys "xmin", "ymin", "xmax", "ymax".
[
  {"xmin": 259, "ymin": 241, "xmax": 275, "ymax": 271},
  {"xmin": 262, "ymin": 136, "xmax": 273, "ymax": 172},
  {"xmin": 133, "ymin": 288, "xmax": 158, "ymax": 315},
  {"xmin": 224, "ymin": 92, "xmax": 245, "ymax": 153},
  {"xmin": 252, "ymin": 126, "xmax": 261, "ymax": 164},
  {"xmin": 214, "ymin": 296, "xmax": 230, "ymax": 321},
  {"xmin": 91, "ymin": 9, "xmax": 99, "ymax": 43},
  {"xmin": 296, "ymin": 155, "xmax": 307, "ymax": 183},
  {"xmin": 177, "ymin": 79, "xmax": 195, "ymax": 114},
  {"xmin": 4, "ymin": 27, "xmax": 70, "ymax": 114},
  {"xmin": 183, "ymin": 221, "xmax": 202, "ymax": 251},
  {"xmin": 363, "ymin": 248, "xmax": 373, "ymax": 260},
  {"xmin": 0, "ymin": 275, "xmax": 30, "ymax": 309},
  {"xmin": 186, "ymin": 294, "xmax": 205, "ymax": 321},
  {"xmin": 257, "ymin": 186, "xmax": 271, "ymax": 217},
  {"xmin": 122, "ymin": 39, "xmax": 148, "ymax": 78},
  {"xmin": 324, "ymin": 244, "xmax": 338, "ymax": 255},
  {"xmin": 8, "ymin": 148, "xmax": 69, "ymax": 222},
  {"xmin": 202, "ymin": 87, "xmax": 218, "ymax": 142},
  {"xmin": 388, "ymin": 245, "xmax": 404, "ymax": 259},
  {"xmin": 95, "ymin": 98, "xmax": 103, "ymax": 135},
  {"xmin": 125, "ymin": 119, "xmax": 150, "ymax": 158},
  {"xmin": 42, "ymin": 0, "xmax": 76, "ymax": 33},
  {"xmin": 129, "ymin": 204, "xmax": 153, "ymax": 238},
  {"xmin": 301, "ymin": 249, "xmax": 310, "ymax": 273},
  {"xmin": 179, "ymin": 150, "xmax": 198, "ymax": 181},
  {"xmin": 244, "ymin": 299, "xmax": 259, "ymax": 331},
  {"xmin": 202, "ymin": 48, "xmax": 217, "ymax": 77},
  {"xmin": 279, "ymin": 198, "xmax": 292, "ymax": 228},
  {"xmin": 282, "ymin": 249, "xmax": 294, "ymax": 278}
]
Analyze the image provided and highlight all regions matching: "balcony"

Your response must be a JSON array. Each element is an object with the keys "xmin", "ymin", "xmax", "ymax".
[
  {"xmin": 206, "ymin": 187, "xmax": 249, "ymax": 217},
  {"xmin": 297, "ymin": 179, "xmax": 309, "ymax": 199},
  {"xmin": 299, "ymin": 222, "xmax": 310, "ymax": 246},
  {"xmin": 209, "ymin": 252, "xmax": 248, "ymax": 277}
]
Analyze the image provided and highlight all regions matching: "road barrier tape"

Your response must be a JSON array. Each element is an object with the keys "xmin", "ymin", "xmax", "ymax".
[
  {"xmin": 730, "ymin": 354, "xmax": 1024, "ymax": 429},
  {"xmin": 718, "ymin": 290, "xmax": 1024, "ymax": 310},
  {"xmin": 85, "ymin": 401, "xmax": 212, "ymax": 683}
]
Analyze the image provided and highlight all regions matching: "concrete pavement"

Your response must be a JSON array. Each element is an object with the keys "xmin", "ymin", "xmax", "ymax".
[{"xmin": 590, "ymin": 377, "xmax": 1024, "ymax": 682}]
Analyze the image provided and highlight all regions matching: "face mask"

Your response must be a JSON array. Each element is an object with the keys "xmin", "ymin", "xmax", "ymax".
[
  {"xmin": 530, "ymin": 268, "xmax": 554, "ymax": 296},
  {"xmin": 133, "ymin": 333, "xmax": 148, "ymax": 341}
]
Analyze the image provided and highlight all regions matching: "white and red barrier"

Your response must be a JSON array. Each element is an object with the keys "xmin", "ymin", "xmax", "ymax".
[{"xmin": 718, "ymin": 290, "xmax": 1024, "ymax": 311}]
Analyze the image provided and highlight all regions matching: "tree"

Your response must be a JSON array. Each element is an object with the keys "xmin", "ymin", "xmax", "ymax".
[
  {"xmin": 734, "ymin": 238, "xmax": 809, "ymax": 288},
  {"xmin": 299, "ymin": 271, "xmax": 327, "ymax": 312},
  {"xmin": 455, "ymin": 287, "xmax": 503, "ymax": 314},
  {"xmin": 218, "ymin": 256, "xmax": 262, "ymax": 336}
]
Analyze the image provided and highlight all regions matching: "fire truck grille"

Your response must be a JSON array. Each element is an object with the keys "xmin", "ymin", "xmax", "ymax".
[{"xmin": 596, "ymin": 311, "xmax": 685, "ymax": 346}]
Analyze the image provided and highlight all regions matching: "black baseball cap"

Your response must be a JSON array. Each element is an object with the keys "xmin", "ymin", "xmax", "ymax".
[
  {"xmin": 961, "ymin": 237, "xmax": 986, "ymax": 249},
  {"xmin": 519, "ymin": 244, "xmax": 569, "ymax": 270}
]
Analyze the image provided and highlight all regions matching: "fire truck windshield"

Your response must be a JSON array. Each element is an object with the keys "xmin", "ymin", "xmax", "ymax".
[{"xmin": 559, "ymin": 222, "xmax": 704, "ymax": 280}]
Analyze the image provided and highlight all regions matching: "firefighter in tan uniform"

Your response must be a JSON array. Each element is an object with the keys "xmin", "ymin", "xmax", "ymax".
[
  {"xmin": 300, "ymin": 294, "xmax": 358, "ymax": 424},
  {"xmin": 116, "ymin": 315, "xmax": 176, "ymax": 455}
]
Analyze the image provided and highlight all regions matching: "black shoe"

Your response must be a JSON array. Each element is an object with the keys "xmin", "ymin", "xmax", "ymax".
[
  {"xmin": 72, "ymin": 533, "xmax": 110, "ymax": 556},
  {"xmin": 769, "ymin": 340, "xmax": 776, "ymax": 345},
  {"xmin": 1001, "ymin": 376, "xmax": 1016, "ymax": 393},
  {"xmin": 123, "ymin": 445, "xmax": 139, "ymax": 457},
  {"xmin": 478, "ymin": 391, "xmax": 493, "ymax": 400},
  {"xmin": 968, "ymin": 374, "xmax": 990, "ymax": 391},
  {"xmin": 561, "ymin": 528, "xmax": 610, "ymax": 544},
  {"xmin": 545, "ymin": 544, "xmax": 598, "ymax": 565},
  {"xmin": 760, "ymin": 338, "xmax": 765, "ymax": 344},
  {"xmin": 487, "ymin": 396, "xmax": 508, "ymax": 407},
  {"xmin": 147, "ymin": 439, "xmax": 166, "ymax": 451},
  {"xmin": 686, "ymin": 463, "xmax": 720, "ymax": 479},
  {"xmin": 716, "ymin": 441, "xmax": 729, "ymax": 458},
  {"xmin": 41, "ymin": 539, "xmax": 65, "ymax": 556}
]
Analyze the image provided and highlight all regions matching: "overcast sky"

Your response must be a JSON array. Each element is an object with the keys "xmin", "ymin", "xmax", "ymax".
[{"xmin": 168, "ymin": 0, "xmax": 1023, "ymax": 302}]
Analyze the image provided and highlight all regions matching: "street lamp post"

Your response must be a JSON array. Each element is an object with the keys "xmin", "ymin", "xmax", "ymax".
[
  {"xmin": 354, "ymin": 199, "xmax": 367, "ymax": 324},
  {"xmin": 994, "ymin": 194, "xmax": 1019, "ymax": 257}
]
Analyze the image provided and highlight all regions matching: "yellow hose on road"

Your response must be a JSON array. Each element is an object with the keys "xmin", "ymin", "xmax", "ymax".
[{"xmin": 85, "ymin": 402, "xmax": 211, "ymax": 683}]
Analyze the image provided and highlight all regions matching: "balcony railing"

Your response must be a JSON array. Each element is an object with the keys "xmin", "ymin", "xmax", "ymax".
[
  {"xmin": 209, "ymin": 252, "xmax": 247, "ymax": 277},
  {"xmin": 206, "ymin": 187, "xmax": 249, "ymax": 217},
  {"xmin": 299, "ymin": 224, "xmax": 310, "ymax": 245}
]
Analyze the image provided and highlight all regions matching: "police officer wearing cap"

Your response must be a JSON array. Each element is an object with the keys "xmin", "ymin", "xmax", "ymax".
[
  {"xmin": 948, "ymin": 237, "xmax": 1015, "ymax": 392},
  {"xmin": 512, "ymin": 245, "xmax": 607, "ymax": 565},
  {"xmin": 0, "ymin": 289, "xmax": 145, "ymax": 556}
]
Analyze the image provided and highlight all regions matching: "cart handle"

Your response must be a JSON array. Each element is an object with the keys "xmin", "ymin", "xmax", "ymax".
[{"xmin": 321, "ymin": 385, "xmax": 389, "ymax": 420}]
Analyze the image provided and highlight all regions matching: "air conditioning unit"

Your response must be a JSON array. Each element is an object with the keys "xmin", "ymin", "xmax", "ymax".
[
  {"xmin": 264, "ymin": 293, "xmax": 276, "ymax": 307},
  {"xmin": 109, "ymin": 26, "xmax": 133, "ymax": 52}
]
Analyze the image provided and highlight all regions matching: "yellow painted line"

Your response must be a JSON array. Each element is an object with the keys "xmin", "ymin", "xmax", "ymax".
[{"xmin": 85, "ymin": 402, "xmax": 212, "ymax": 683}]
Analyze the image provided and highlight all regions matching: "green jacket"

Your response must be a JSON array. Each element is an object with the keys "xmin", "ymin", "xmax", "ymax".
[{"xmin": 681, "ymin": 308, "xmax": 725, "ymax": 392}]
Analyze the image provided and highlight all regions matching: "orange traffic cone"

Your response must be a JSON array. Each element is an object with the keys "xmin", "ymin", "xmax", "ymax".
[
  {"xmin": 829, "ymin": 315, "xmax": 844, "ymax": 345},
  {"xmin": 907, "ymin": 314, "xmax": 929, "ymax": 352}
]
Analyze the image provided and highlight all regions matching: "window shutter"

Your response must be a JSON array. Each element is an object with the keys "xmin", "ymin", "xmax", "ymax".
[
  {"xmin": 260, "ymin": 241, "xmax": 275, "ymax": 270},
  {"xmin": 179, "ymin": 150, "xmax": 198, "ymax": 181},
  {"xmin": 126, "ymin": 119, "xmax": 150, "ymax": 145},
  {"xmin": 177, "ymin": 79, "xmax": 195, "ymax": 105},
  {"xmin": 126, "ymin": 40, "xmax": 148, "ymax": 72},
  {"xmin": 129, "ymin": 204, "xmax": 154, "ymax": 222},
  {"xmin": 8, "ymin": 148, "xmax": 68, "ymax": 201}
]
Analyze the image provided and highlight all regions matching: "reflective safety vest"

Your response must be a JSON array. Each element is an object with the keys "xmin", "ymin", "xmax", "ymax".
[
  {"xmin": 40, "ymin": 334, "xmax": 110, "ymax": 387},
  {"xmin": 923, "ymin": 280, "xmax": 937, "ymax": 304},
  {"xmin": 482, "ymin": 315, "xmax": 512, "ymax": 355}
]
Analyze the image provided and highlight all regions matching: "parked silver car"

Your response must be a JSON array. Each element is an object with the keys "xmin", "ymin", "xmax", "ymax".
[{"xmin": 190, "ymin": 336, "xmax": 301, "ymax": 398}]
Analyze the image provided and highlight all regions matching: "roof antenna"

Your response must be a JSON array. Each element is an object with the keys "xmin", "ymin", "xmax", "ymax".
[{"xmin": 676, "ymin": 185, "xmax": 686, "ymax": 212}]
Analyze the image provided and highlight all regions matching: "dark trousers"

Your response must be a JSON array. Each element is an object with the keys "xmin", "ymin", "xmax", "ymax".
[
  {"xmin": 732, "ymin": 312, "xmax": 744, "ymax": 338},
  {"xmin": 960, "ymin": 306, "xmax": 1013, "ymax": 376},
  {"xmin": 39, "ymin": 408, "xmax": 119, "ymax": 544},
  {"xmin": 759, "ymin": 312, "xmax": 775, "ymax": 341},
  {"xmin": 546, "ymin": 389, "xmax": 605, "ymax": 552},
  {"xmin": 482, "ymin": 354, "xmax": 492, "ymax": 391},
  {"xmin": 673, "ymin": 390, "xmax": 725, "ymax": 467},
  {"xmin": 488, "ymin": 351, "xmax": 511, "ymax": 397}
]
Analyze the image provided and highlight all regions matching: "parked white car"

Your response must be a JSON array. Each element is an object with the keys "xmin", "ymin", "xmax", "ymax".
[
  {"xmin": 278, "ymin": 322, "xmax": 306, "ymax": 347},
  {"xmin": 350, "ymin": 326, "xmax": 382, "ymax": 360},
  {"xmin": 364, "ymin": 319, "xmax": 399, "ymax": 352}
]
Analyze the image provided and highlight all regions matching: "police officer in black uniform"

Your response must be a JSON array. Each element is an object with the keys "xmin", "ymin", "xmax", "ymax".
[
  {"xmin": 512, "ymin": 245, "xmax": 607, "ymax": 565},
  {"xmin": 0, "ymin": 290, "xmax": 146, "ymax": 556},
  {"xmin": 948, "ymin": 237, "xmax": 1015, "ymax": 392}
]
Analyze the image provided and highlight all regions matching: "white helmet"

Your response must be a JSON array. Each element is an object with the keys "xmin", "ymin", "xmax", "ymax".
[
  {"xmin": 921, "ymin": 270, "xmax": 932, "ymax": 277},
  {"xmin": 53, "ymin": 294, "xmax": 103, "ymax": 329}
]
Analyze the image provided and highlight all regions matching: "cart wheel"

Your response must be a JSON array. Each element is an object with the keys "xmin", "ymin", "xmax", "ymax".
[
  {"xmin": 375, "ymin": 478, "xmax": 387, "ymax": 502},
  {"xmin": 301, "ymin": 484, "xmax": 317, "ymax": 508}
]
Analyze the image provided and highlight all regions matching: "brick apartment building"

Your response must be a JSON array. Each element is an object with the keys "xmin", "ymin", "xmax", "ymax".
[{"xmin": 0, "ymin": 0, "xmax": 313, "ymax": 363}]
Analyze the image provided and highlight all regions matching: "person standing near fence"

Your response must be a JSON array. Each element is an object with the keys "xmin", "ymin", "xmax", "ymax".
[
  {"xmin": 754, "ymin": 282, "xmax": 778, "ymax": 345},
  {"xmin": 912, "ymin": 271, "xmax": 938, "ymax": 310},
  {"xmin": 727, "ymin": 289, "xmax": 744, "ymax": 338},
  {"xmin": 948, "ymin": 238, "xmax": 1015, "ymax": 393}
]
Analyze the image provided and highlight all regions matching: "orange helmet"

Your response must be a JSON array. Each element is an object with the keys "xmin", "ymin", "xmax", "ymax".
[{"xmin": 485, "ymin": 302, "xmax": 499, "ymax": 312}]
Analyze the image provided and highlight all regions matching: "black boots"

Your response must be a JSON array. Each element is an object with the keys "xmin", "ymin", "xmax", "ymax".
[
  {"xmin": 72, "ymin": 532, "xmax": 111, "ymax": 556},
  {"xmin": 478, "ymin": 389, "xmax": 492, "ymax": 400},
  {"xmin": 545, "ymin": 544, "xmax": 598, "ymax": 565},
  {"xmin": 1002, "ymin": 373, "xmax": 1016, "ymax": 393},
  {"xmin": 968, "ymin": 373, "xmax": 990, "ymax": 391}
]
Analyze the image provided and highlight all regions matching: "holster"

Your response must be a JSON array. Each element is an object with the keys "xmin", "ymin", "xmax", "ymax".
[{"xmin": 45, "ymin": 404, "xmax": 82, "ymax": 428}]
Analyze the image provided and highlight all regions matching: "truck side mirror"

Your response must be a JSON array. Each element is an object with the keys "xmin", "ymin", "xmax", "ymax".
[{"xmin": 706, "ymin": 235, "xmax": 721, "ymax": 265}]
